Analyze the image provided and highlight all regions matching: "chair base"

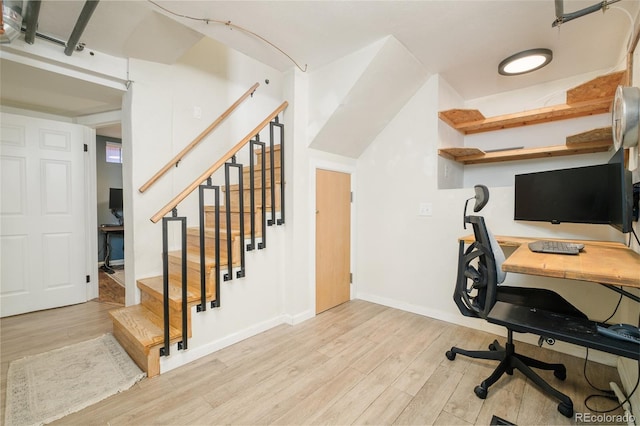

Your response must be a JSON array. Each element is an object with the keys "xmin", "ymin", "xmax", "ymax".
[{"xmin": 445, "ymin": 330, "xmax": 574, "ymax": 418}]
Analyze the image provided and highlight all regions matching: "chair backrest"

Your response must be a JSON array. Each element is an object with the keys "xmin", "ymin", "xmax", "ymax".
[{"xmin": 453, "ymin": 214, "xmax": 504, "ymax": 319}]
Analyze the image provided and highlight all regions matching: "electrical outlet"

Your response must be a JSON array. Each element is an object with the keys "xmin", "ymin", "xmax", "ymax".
[{"xmin": 418, "ymin": 202, "xmax": 433, "ymax": 216}]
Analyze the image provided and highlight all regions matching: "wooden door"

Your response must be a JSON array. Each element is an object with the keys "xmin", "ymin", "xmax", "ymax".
[
  {"xmin": 316, "ymin": 169, "xmax": 351, "ymax": 314},
  {"xmin": 1, "ymin": 113, "xmax": 87, "ymax": 317}
]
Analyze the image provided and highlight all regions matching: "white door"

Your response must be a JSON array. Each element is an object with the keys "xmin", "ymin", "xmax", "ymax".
[{"xmin": 1, "ymin": 113, "xmax": 87, "ymax": 317}]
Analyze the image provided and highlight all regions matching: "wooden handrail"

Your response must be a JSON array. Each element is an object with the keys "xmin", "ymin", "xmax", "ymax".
[
  {"xmin": 138, "ymin": 82, "xmax": 260, "ymax": 193},
  {"xmin": 150, "ymin": 101, "xmax": 289, "ymax": 223}
]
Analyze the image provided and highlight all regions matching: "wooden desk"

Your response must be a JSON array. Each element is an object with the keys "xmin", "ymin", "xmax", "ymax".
[
  {"xmin": 461, "ymin": 235, "xmax": 640, "ymax": 300},
  {"xmin": 99, "ymin": 225, "xmax": 124, "ymax": 273}
]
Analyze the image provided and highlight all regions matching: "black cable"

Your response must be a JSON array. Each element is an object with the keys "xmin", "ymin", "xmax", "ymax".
[
  {"xmin": 583, "ymin": 347, "xmax": 616, "ymax": 395},
  {"xmin": 584, "ymin": 356, "xmax": 639, "ymax": 414},
  {"xmin": 583, "ymin": 312, "xmax": 640, "ymax": 413}
]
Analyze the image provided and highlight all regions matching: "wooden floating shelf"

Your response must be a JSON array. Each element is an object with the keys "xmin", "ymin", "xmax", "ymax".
[
  {"xmin": 439, "ymin": 127, "xmax": 613, "ymax": 165},
  {"xmin": 439, "ymin": 71, "xmax": 625, "ymax": 135}
]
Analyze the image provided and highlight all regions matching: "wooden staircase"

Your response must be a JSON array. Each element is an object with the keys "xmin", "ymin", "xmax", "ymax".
[{"xmin": 109, "ymin": 145, "xmax": 282, "ymax": 378}]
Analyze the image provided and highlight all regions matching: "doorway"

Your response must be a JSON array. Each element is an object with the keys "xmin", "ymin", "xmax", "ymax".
[
  {"xmin": 96, "ymin": 133, "xmax": 125, "ymax": 305},
  {"xmin": 315, "ymin": 169, "xmax": 351, "ymax": 314}
]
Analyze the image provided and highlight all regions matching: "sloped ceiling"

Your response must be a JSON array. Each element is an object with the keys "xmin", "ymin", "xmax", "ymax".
[{"xmin": 309, "ymin": 37, "xmax": 428, "ymax": 158}]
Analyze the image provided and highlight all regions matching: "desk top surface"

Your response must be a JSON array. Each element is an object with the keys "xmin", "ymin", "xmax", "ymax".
[
  {"xmin": 99, "ymin": 225, "xmax": 124, "ymax": 232},
  {"xmin": 461, "ymin": 235, "xmax": 640, "ymax": 288}
]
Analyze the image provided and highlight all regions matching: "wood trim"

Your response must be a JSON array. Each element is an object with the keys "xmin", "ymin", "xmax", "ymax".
[
  {"xmin": 438, "ymin": 71, "xmax": 625, "ymax": 135},
  {"xmin": 150, "ymin": 101, "xmax": 288, "ymax": 223},
  {"xmin": 0, "ymin": 0, "xmax": 4, "ymax": 36},
  {"xmin": 438, "ymin": 139, "xmax": 611, "ymax": 164},
  {"xmin": 138, "ymin": 82, "xmax": 260, "ymax": 193}
]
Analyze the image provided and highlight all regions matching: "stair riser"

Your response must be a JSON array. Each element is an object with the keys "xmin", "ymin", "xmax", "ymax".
[
  {"xmin": 168, "ymin": 257, "xmax": 219, "ymax": 291},
  {"xmin": 112, "ymin": 324, "xmax": 161, "ymax": 378},
  {"xmin": 242, "ymin": 167, "xmax": 282, "ymax": 186},
  {"xmin": 227, "ymin": 186, "xmax": 281, "ymax": 211},
  {"xmin": 256, "ymin": 151, "xmax": 281, "ymax": 169},
  {"xmin": 141, "ymin": 291, "xmax": 192, "ymax": 338},
  {"xmin": 203, "ymin": 209, "xmax": 263, "ymax": 235},
  {"xmin": 185, "ymin": 231, "xmax": 240, "ymax": 254}
]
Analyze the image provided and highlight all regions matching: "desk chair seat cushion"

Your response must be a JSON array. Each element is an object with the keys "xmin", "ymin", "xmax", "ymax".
[{"xmin": 496, "ymin": 286, "xmax": 587, "ymax": 320}]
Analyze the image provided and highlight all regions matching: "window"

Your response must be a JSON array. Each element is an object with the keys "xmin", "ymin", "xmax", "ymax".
[{"xmin": 105, "ymin": 141, "xmax": 122, "ymax": 164}]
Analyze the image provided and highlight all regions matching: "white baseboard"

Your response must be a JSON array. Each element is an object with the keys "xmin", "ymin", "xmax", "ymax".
[
  {"xmin": 282, "ymin": 309, "xmax": 315, "ymax": 326},
  {"xmin": 159, "ymin": 314, "xmax": 288, "ymax": 374},
  {"xmin": 617, "ymin": 357, "xmax": 639, "ymax": 419},
  {"xmin": 98, "ymin": 259, "xmax": 124, "ymax": 267}
]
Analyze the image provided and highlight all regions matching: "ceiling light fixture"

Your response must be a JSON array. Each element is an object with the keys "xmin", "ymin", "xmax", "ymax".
[{"xmin": 498, "ymin": 48, "xmax": 553, "ymax": 76}]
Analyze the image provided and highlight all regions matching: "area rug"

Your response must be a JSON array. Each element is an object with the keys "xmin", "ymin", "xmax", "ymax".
[{"xmin": 4, "ymin": 333, "xmax": 145, "ymax": 426}]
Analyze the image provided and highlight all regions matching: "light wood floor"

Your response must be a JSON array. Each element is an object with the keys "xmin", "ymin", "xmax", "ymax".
[
  {"xmin": 98, "ymin": 267, "xmax": 125, "ymax": 305},
  {"xmin": 1, "ymin": 299, "xmax": 626, "ymax": 425}
]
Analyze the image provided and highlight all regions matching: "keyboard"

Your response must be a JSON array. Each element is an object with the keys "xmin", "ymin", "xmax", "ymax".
[
  {"xmin": 596, "ymin": 324, "xmax": 640, "ymax": 345},
  {"xmin": 528, "ymin": 240, "xmax": 585, "ymax": 255}
]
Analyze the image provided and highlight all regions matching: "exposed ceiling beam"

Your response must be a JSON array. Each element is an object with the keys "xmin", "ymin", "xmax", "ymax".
[
  {"xmin": 552, "ymin": 0, "xmax": 622, "ymax": 27},
  {"xmin": 64, "ymin": 0, "xmax": 99, "ymax": 56},
  {"xmin": 23, "ymin": 0, "xmax": 41, "ymax": 45}
]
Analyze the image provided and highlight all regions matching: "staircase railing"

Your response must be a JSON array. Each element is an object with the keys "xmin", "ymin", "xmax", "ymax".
[
  {"xmin": 155, "ymin": 101, "xmax": 287, "ymax": 357},
  {"xmin": 151, "ymin": 101, "xmax": 287, "ymax": 223},
  {"xmin": 138, "ymin": 82, "xmax": 259, "ymax": 194}
]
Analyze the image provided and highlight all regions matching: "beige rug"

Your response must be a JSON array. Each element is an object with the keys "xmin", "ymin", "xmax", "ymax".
[{"xmin": 4, "ymin": 333, "xmax": 145, "ymax": 426}]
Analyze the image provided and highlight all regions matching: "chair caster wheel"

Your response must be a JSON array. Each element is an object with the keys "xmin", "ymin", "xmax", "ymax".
[
  {"xmin": 445, "ymin": 350, "xmax": 456, "ymax": 361},
  {"xmin": 474, "ymin": 385, "xmax": 487, "ymax": 399},
  {"xmin": 554, "ymin": 366, "xmax": 567, "ymax": 380},
  {"xmin": 488, "ymin": 343, "xmax": 497, "ymax": 351},
  {"xmin": 557, "ymin": 402, "xmax": 573, "ymax": 418}
]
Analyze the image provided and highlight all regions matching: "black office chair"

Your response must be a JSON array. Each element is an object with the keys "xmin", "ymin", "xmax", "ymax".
[{"xmin": 445, "ymin": 185, "xmax": 587, "ymax": 418}]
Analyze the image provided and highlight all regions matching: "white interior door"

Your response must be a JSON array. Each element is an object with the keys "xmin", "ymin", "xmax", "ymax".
[{"xmin": 1, "ymin": 113, "xmax": 87, "ymax": 317}]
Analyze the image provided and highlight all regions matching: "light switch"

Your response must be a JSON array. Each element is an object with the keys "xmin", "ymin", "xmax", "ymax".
[{"xmin": 418, "ymin": 202, "xmax": 433, "ymax": 216}]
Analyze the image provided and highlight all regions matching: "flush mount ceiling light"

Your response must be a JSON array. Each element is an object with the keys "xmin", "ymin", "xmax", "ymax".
[{"xmin": 498, "ymin": 48, "xmax": 553, "ymax": 76}]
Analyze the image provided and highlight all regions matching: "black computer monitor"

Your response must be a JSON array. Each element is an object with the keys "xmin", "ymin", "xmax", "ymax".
[
  {"xmin": 607, "ymin": 148, "xmax": 633, "ymax": 233},
  {"xmin": 514, "ymin": 149, "xmax": 632, "ymax": 233},
  {"xmin": 109, "ymin": 188, "xmax": 123, "ymax": 210}
]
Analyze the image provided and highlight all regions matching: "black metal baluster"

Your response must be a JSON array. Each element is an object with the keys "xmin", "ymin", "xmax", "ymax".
[
  {"xmin": 271, "ymin": 116, "xmax": 285, "ymax": 225},
  {"xmin": 213, "ymin": 186, "xmax": 220, "ymax": 307},
  {"xmin": 161, "ymin": 216, "xmax": 171, "ymax": 357},
  {"xmin": 197, "ymin": 178, "xmax": 221, "ymax": 311},
  {"xmin": 250, "ymin": 137, "xmax": 266, "ymax": 250},
  {"xmin": 160, "ymin": 209, "xmax": 188, "ymax": 355},
  {"xmin": 224, "ymin": 162, "xmax": 233, "ymax": 281},
  {"xmin": 248, "ymin": 139, "xmax": 256, "ymax": 251},
  {"xmin": 224, "ymin": 158, "xmax": 246, "ymax": 280},
  {"xmin": 259, "ymin": 137, "xmax": 266, "ymax": 248},
  {"xmin": 178, "ymin": 216, "xmax": 187, "ymax": 350}
]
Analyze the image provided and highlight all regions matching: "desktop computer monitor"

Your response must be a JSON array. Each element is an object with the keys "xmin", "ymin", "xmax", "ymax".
[
  {"xmin": 514, "ymin": 149, "xmax": 632, "ymax": 233},
  {"xmin": 109, "ymin": 188, "xmax": 123, "ymax": 225}
]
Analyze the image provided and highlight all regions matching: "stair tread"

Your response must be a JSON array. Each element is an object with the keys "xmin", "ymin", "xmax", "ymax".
[{"xmin": 110, "ymin": 304, "xmax": 181, "ymax": 349}]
